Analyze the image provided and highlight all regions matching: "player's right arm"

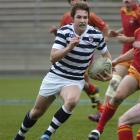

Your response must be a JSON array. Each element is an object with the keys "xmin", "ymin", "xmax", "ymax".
[
  {"xmin": 50, "ymin": 36, "xmax": 80, "ymax": 64},
  {"xmin": 116, "ymin": 34, "xmax": 135, "ymax": 44}
]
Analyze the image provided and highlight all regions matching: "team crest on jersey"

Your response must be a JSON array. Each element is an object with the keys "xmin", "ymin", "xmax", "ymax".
[
  {"xmin": 69, "ymin": 33, "xmax": 75, "ymax": 38},
  {"xmin": 88, "ymin": 36, "xmax": 94, "ymax": 43}
]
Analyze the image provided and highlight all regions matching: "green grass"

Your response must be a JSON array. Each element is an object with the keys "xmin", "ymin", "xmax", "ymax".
[{"xmin": 0, "ymin": 76, "xmax": 139, "ymax": 140}]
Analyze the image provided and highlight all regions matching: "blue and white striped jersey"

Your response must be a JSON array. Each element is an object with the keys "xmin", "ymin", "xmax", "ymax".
[{"xmin": 49, "ymin": 24, "xmax": 108, "ymax": 80}]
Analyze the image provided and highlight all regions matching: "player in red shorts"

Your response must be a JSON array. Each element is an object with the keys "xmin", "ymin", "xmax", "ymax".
[
  {"xmin": 88, "ymin": 2, "xmax": 140, "ymax": 139},
  {"xmin": 89, "ymin": 0, "xmax": 140, "ymax": 123},
  {"xmin": 116, "ymin": 27, "xmax": 140, "ymax": 140},
  {"xmin": 49, "ymin": 0, "xmax": 110, "ymax": 118}
]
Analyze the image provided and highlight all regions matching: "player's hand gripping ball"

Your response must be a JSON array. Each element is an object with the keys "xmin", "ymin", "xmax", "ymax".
[{"xmin": 88, "ymin": 57, "xmax": 112, "ymax": 80}]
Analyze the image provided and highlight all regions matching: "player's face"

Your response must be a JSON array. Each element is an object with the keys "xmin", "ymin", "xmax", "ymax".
[
  {"xmin": 123, "ymin": 0, "xmax": 136, "ymax": 8},
  {"xmin": 73, "ymin": 9, "xmax": 88, "ymax": 35}
]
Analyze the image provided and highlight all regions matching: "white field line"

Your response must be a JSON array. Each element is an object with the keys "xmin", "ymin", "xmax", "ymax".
[{"xmin": 0, "ymin": 99, "xmax": 137, "ymax": 105}]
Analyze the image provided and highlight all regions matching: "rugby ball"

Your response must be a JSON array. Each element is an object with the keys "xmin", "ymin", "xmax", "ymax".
[{"xmin": 88, "ymin": 56, "xmax": 112, "ymax": 79}]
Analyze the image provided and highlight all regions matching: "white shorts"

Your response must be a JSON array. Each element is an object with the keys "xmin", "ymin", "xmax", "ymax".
[{"xmin": 39, "ymin": 72, "xmax": 85, "ymax": 97}]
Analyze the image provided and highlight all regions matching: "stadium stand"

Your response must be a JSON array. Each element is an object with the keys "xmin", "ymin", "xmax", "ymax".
[{"xmin": 0, "ymin": 0, "xmax": 121, "ymax": 75}]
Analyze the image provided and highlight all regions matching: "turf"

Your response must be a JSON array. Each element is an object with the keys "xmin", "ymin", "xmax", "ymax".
[{"xmin": 0, "ymin": 76, "xmax": 139, "ymax": 140}]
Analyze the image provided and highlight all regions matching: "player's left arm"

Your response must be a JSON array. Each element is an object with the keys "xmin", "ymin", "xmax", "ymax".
[
  {"xmin": 101, "ymin": 49, "xmax": 111, "ymax": 60},
  {"xmin": 97, "ymin": 33, "xmax": 112, "ymax": 60},
  {"xmin": 101, "ymin": 25, "xmax": 110, "ymax": 42},
  {"xmin": 96, "ymin": 37, "xmax": 112, "ymax": 81}
]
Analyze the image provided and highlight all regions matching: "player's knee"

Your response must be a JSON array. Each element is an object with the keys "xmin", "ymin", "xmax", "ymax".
[
  {"xmin": 105, "ymin": 74, "xmax": 122, "ymax": 98},
  {"xmin": 30, "ymin": 107, "xmax": 45, "ymax": 119},
  {"xmin": 110, "ymin": 78, "xmax": 120, "ymax": 91},
  {"xmin": 65, "ymin": 97, "xmax": 78, "ymax": 110},
  {"xmin": 105, "ymin": 79, "xmax": 119, "ymax": 98},
  {"xmin": 118, "ymin": 115, "xmax": 128, "ymax": 126},
  {"xmin": 111, "ymin": 92, "xmax": 124, "ymax": 105}
]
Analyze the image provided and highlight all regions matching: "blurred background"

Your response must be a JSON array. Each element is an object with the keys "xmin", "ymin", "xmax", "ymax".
[
  {"xmin": 1, "ymin": 1, "xmax": 140, "ymax": 140},
  {"xmin": 0, "ymin": 0, "xmax": 122, "ymax": 76}
]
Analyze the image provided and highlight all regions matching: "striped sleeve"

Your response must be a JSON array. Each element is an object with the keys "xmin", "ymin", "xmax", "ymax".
[
  {"xmin": 52, "ymin": 29, "xmax": 67, "ymax": 49},
  {"xmin": 96, "ymin": 33, "xmax": 108, "ymax": 53}
]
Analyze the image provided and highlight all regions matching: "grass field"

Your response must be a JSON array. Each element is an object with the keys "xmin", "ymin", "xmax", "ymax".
[{"xmin": 0, "ymin": 76, "xmax": 139, "ymax": 140}]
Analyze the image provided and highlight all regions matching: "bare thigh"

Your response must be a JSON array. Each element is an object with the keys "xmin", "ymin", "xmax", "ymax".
[
  {"xmin": 60, "ymin": 85, "xmax": 81, "ymax": 111},
  {"xmin": 30, "ymin": 95, "xmax": 56, "ymax": 119},
  {"xmin": 111, "ymin": 75, "xmax": 139, "ymax": 105},
  {"xmin": 114, "ymin": 64, "xmax": 128, "ymax": 77},
  {"xmin": 119, "ymin": 103, "xmax": 140, "ymax": 126}
]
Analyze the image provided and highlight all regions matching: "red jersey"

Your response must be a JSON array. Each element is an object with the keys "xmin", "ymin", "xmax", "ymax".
[
  {"xmin": 60, "ymin": 12, "xmax": 73, "ymax": 26},
  {"xmin": 132, "ymin": 28, "xmax": 140, "ymax": 72},
  {"xmin": 60, "ymin": 11, "xmax": 107, "ymax": 31},
  {"xmin": 120, "ymin": 4, "xmax": 140, "ymax": 54}
]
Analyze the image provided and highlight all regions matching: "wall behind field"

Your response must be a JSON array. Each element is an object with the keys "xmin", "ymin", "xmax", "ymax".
[{"xmin": 0, "ymin": 0, "xmax": 122, "ymax": 75}]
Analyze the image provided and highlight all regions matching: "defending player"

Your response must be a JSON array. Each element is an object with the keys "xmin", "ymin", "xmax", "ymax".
[
  {"xmin": 89, "ymin": 0, "xmax": 140, "ymax": 122},
  {"xmin": 88, "ymin": 18, "xmax": 140, "ymax": 140},
  {"xmin": 117, "ymin": 27, "xmax": 140, "ymax": 140}
]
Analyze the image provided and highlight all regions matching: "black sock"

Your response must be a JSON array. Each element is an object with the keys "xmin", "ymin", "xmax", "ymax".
[
  {"xmin": 44, "ymin": 105, "xmax": 72, "ymax": 136},
  {"xmin": 17, "ymin": 111, "xmax": 37, "ymax": 137}
]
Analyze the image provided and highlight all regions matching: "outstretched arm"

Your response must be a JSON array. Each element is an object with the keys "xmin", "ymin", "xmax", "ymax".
[{"xmin": 112, "ymin": 48, "xmax": 134, "ymax": 66}]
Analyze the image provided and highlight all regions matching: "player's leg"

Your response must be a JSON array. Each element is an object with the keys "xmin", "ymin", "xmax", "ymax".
[
  {"xmin": 14, "ymin": 95, "xmax": 55, "ymax": 140},
  {"xmin": 40, "ymin": 85, "xmax": 82, "ymax": 140},
  {"xmin": 88, "ymin": 64, "xmax": 128, "ymax": 122},
  {"xmin": 118, "ymin": 103, "xmax": 140, "ymax": 140},
  {"xmin": 88, "ymin": 72, "xmax": 122, "ymax": 122},
  {"xmin": 13, "ymin": 73, "xmax": 62, "ymax": 140},
  {"xmin": 84, "ymin": 73, "xmax": 102, "ymax": 109},
  {"xmin": 84, "ymin": 81, "xmax": 103, "ymax": 123},
  {"xmin": 104, "ymin": 64, "xmax": 128, "ymax": 103},
  {"xmin": 84, "ymin": 81, "xmax": 101, "ymax": 107},
  {"xmin": 88, "ymin": 75, "xmax": 138, "ymax": 140}
]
